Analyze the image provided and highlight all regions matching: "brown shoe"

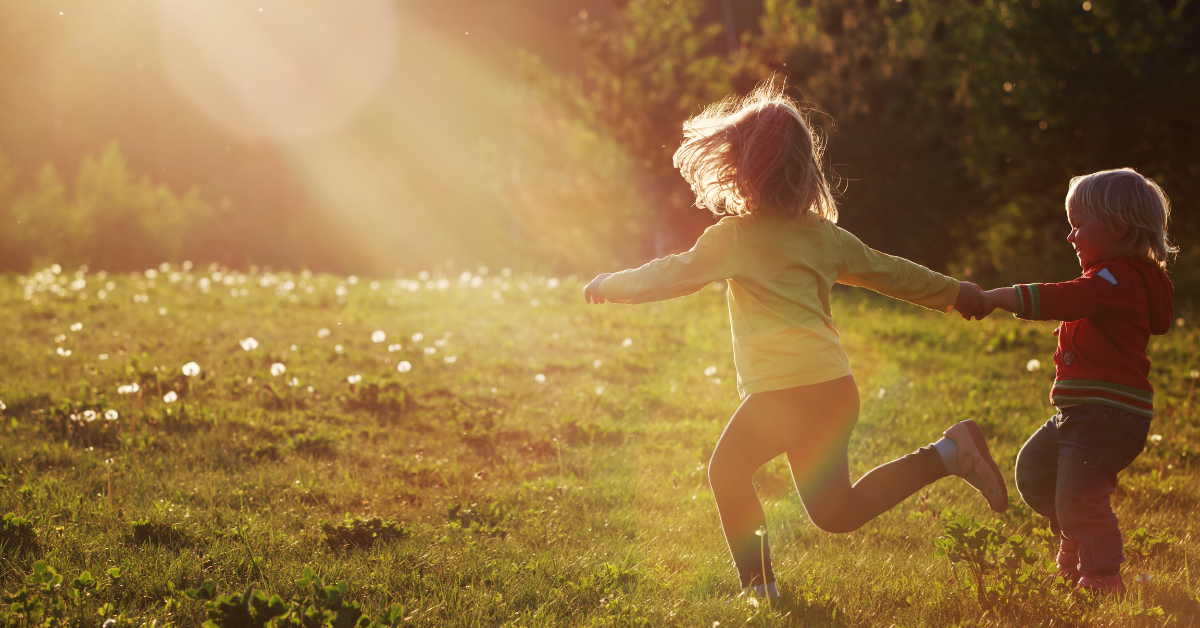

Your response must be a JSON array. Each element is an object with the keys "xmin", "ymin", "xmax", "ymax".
[{"xmin": 943, "ymin": 420, "xmax": 1009, "ymax": 512}]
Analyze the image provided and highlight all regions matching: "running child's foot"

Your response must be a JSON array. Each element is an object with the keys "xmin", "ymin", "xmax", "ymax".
[
  {"xmin": 942, "ymin": 420, "xmax": 1009, "ymax": 512},
  {"xmin": 1077, "ymin": 571, "xmax": 1126, "ymax": 597},
  {"xmin": 1055, "ymin": 537, "xmax": 1081, "ymax": 584}
]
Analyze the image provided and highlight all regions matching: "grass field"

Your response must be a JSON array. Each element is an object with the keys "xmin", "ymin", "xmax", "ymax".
[{"xmin": 1, "ymin": 263, "xmax": 1198, "ymax": 627}]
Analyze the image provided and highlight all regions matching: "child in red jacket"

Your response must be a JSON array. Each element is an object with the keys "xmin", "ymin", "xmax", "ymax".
[{"xmin": 983, "ymin": 168, "xmax": 1176, "ymax": 596}]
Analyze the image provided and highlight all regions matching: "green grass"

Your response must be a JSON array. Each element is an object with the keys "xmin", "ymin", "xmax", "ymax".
[{"xmin": 1, "ymin": 264, "xmax": 1198, "ymax": 626}]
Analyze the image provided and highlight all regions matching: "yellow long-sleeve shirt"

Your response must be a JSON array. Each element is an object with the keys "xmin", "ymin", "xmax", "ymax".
[{"xmin": 599, "ymin": 213, "xmax": 961, "ymax": 397}]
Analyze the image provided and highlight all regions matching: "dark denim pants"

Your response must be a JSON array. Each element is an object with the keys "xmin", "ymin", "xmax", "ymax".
[{"xmin": 1014, "ymin": 404, "xmax": 1150, "ymax": 576}]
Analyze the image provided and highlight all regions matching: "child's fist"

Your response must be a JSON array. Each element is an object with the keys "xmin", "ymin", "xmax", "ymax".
[
  {"xmin": 583, "ymin": 273, "xmax": 613, "ymax": 304},
  {"xmin": 954, "ymin": 282, "xmax": 995, "ymax": 321}
]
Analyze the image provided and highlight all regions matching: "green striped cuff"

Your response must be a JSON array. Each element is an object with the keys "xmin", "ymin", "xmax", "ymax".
[{"xmin": 1012, "ymin": 284, "xmax": 1040, "ymax": 320}]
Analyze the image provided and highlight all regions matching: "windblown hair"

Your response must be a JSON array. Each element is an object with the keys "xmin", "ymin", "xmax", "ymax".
[
  {"xmin": 1066, "ymin": 168, "xmax": 1177, "ymax": 269},
  {"xmin": 673, "ymin": 81, "xmax": 837, "ymax": 221}
]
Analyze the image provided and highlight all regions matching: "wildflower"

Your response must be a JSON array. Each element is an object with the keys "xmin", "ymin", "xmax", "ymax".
[
  {"xmin": 335, "ymin": 344, "xmax": 344, "ymax": 354},
  {"xmin": 444, "ymin": 355, "xmax": 457, "ymax": 364},
  {"xmin": 240, "ymin": 337, "xmax": 259, "ymax": 351},
  {"xmin": 1026, "ymin": 359, "xmax": 1041, "ymax": 372},
  {"xmin": 182, "ymin": 362, "xmax": 201, "ymax": 377},
  {"xmin": 424, "ymin": 347, "xmax": 437, "ymax": 355},
  {"xmin": 348, "ymin": 374, "xmax": 362, "ymax": 384},
  {"xmin": 535, "ymin": 374, "xmax": 546, "ymax": 384},
  {"xmin": 387, "ymin": 344, "xmax": 401, "ymax": 352},
  {"xmin": 117, "ymin": 383, "xmax": 139, "ymax": 395},
  {"xmin": 83, "ymin": 410, "xmax": 97, "ymax": 422},
  {"xmin": 371, "ymin": 330, "xmax": 386, "ymax": 343},
  {"xmin": 595, "ymin": 386, "xmax": 605, "ymax": 395},
  {"xmin": 290, "ymin": 345, "xmax": 297, "ymax": 351},
  {"xmin": 163, "ymin": 391, "xmax": 178, "ymax": 403},
  {"xmin": 318, "ymin": 328, "xmax": 330, "ymax": 339},
  {"xmin": 270, "ymin": 363, "xmax": 286, "ymax": 377},
  {"xmin": 69, "ymin": 322, "xmax": 82, "ymax": 332},
  {"xmin": 877, "ymin": 388, "xmax": 886, "ymax": 399},
  {"xmin": 57, "ymin": 347, "xmax": 72, "ymax": 357},
  {"xmin": 397, "ymin": 361, "xmax": 412, "ymax": 373},
  {"xmin": 622, "ymin": 338, "xmax": 633, "ymax": 347},
  {"xmin": 288, "ymin": 378, "xmax": 299, "ymax": 387},
  {"xmin": 0, "ymin": 401, "xmax": 5, "ymax": 411},
  {"xmin": 1150, "ymin": 434, "xmax": 1163, "ymax": 443},
  {"xmin": 1192, "ymin": 370, "xmax": 1200, "ymax": 379},
  {"xmin": 105, "ymin": 409, "xmax": 118, "ymax": 421},
  {"xmin": 593, "ymin": 359, "xmax": 602, "ymax": 369},
  {"xmin": 412, "ymin": 332, "xmax": 424, "ymax": 342},
  {"xmin": 704, "ymin": 366, "xmax": 717, "ymax": 377}
]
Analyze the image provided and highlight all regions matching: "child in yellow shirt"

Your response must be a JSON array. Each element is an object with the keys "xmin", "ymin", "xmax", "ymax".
[{"xmin": 583, "ymin": 82, "xmax": 1006, "ymax": 598}]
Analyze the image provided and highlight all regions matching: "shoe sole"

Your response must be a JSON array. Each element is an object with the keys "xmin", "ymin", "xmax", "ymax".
[{"xmin": 959, "ymin": 420, "xmax": 1009, "ymax": 512}]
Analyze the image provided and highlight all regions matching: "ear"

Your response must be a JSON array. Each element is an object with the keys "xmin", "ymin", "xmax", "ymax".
[{"xmin": 1110, "ymin": 222, "xmax": 1129, "ymax": 241}]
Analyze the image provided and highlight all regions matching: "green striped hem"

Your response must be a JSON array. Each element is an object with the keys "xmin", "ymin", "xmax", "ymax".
[
  {"xmin": 1052, "ymin": 379, "xmax": 1154, "ymax": 403},
  {"xmin": 1052, "ymin": 394, "xmax": 1154, "ymax": 418}
]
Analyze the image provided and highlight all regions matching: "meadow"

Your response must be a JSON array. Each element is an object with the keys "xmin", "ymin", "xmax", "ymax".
[{"xmin": 1, "ymin": 263, "xmax": 1197, "ymax": 627}]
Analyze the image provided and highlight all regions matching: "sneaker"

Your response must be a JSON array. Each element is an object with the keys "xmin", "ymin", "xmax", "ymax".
[
  {"xmin": 1055, "ymin": 537, "xmax": 1081, "ymax": 584},
  {"xmin": 942, "ymin": 420, "xmax": 1009, "ymax": 512},
  {"xmin": 1077, "ymin": 571, "xmax": 1125, "ymax": 597}
]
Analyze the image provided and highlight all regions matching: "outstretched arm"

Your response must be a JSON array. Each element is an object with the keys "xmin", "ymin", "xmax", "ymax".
[{"xmin": 982, "ymin": 287, "xmax": 1018, "ymax": 315}]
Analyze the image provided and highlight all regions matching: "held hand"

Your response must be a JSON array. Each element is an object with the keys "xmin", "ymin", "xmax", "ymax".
[
  {"xmin": 583, "ymin": 273, "xmax": 613, "ymax": 304},
  {"xmin": 953, "ymin": 281, "xmax": 995, "ymax": 321}
]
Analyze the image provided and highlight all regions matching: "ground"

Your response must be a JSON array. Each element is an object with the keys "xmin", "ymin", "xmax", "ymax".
[{"xmin": 1, "ymin": 265, "xmax": 1197, "ymax": 626}]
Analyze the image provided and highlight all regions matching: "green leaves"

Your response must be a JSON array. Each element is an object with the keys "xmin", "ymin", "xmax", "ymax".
[{"xmin": 320, "ymin": 516, "xmax": 411, "ymax": 550}]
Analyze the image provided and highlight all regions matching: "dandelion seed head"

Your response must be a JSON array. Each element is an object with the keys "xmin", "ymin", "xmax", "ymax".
[
  {"xmin": 371, "ymin": 330, "xmax": 386, "ymax": 343},
  {"xmin": 595, "ymin": 386, "xmax": 605, "ymax": 395},
  {"xmin": 387, "ymin": 344, "xmax": 401, "ymax": 352},
  {"xmin": 182, "ymin": 362, "xmax": 200, "ymax": 377},
  {"xmin": 547, "ymin": 277, "xmax": 560, "ymax": 289},
  {"xmin": 444, "ymin": 355, "xmax": 457, "ymax": 364},
  {"xmin": 424, "ymin": 347, "xmax": 436, "ymax": 355},
  {"xmin": 1026, "ymin": 359, "xmax": 1041, "ymax": 372},
  {"xmin": 397, "ymin": 361, "xmax": 412, "ymax": 373},
  {"xmin": 1150, "ymin": 434, "xmax": 1163, "ymax": 443},
  {"xmin": 55, "ymin": 334, "xmax": 66, "ymax": 343},
  {"xmin": 335, "ymin": 344, "xmax": 344, "ymax": 354},
  {"xmin": 412, "ymin": 332, "xmax": 424, "ymax": 342},
  {"xmin": 69, "ymin": 322, "xmax": 82, "ymax": 332},
  {"xmin": 347, "ymin": 374, "xmax": 362, "ymax": 384},
  {"xmin": 593, "ymin": 359, "xmax": 602, "ymax": 369},
  {"xmin": 105, "ymin": 409, "xmax": 118, "ymax": 421},
  {"xmin": 704, "ymin": 365, "xmax": 717, "ymax": 377},
  {"xmin": 240, "ymin": 337, "xmax": 259, "ymax": 351},
  {"xmin": 534, "ymin": 373, "xmax": 546, "ymax": 384},
  {"xmin": 163, "ymin": 391, "xmax": 178, "ymax": 403},
  {"xmin": 317, "ymin": 328, "xmax": 330, "ymax": 339},
  {"xmin": 877, "ymin": 388, "xmax": 886, "ymax": 399},
  {"xmin": 83, "ymin": 410, "xmax": 97, "ymax": 422},
  {"xmin": 270, "ymin": 363, "xmax": 286, "ymax": 377},
  {"xmin": 621, "ymin": 338, "xmax": 633, "ymax": 347},
  {"xmin": 0, "ymin": 401, "xmax": 5, "ymax": 411},
  {"xmin": 1192, "ymin": 370, "xmax": 1199, "ymax": 379},
  {"xmin": 99, "ymin": 354, "xmax": 108, "ymax": 360}
]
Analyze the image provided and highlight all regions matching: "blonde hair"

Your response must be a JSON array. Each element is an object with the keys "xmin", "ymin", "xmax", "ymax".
[
  {"xmin": 673, "ymin": 80, "xmax": 837, "ymax": 221},
  {"xmin": 1065, "ymin": 168, "xmax": 1177, "ymax": 268}
]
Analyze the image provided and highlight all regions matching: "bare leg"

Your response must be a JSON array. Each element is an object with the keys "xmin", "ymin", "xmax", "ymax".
[{"xmin": 708, "ymin": 375, "xmax": 947, "ymax": 587}]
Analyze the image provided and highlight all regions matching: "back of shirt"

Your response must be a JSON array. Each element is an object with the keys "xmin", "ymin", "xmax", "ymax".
[{"xmin": 599, "ymin": 213, "xmax": 960, "ymax": 397}]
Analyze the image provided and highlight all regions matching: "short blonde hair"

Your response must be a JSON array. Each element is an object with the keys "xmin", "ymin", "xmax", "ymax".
[
  {"xmin": 1065, "ymin": 168, "xmax": 1177, "ymax": 268},
  {"xmin": 673, "ymin": 80, "xmax": 837, "ymax": 221}
]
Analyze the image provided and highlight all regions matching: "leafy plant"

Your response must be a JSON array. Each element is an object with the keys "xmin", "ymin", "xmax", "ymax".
[
  {"xmin": 1, "ymin": 512, "xmax": 38, "ymax": 552},
  {"xmin": 0, "ymin": 562, "xmax": 121, "ymax": 627},
  {"xmin": 184, "ymin": 568, "xmax": 404, "ymax": 628},
  {"xmin": 1126, "ymin": 527, "xmax": 1178, "ymax": 561},
  {"xmin": 446, "ymin": 500, "xmax": 509, "ymax": 538},
  {"xmin": 130, "ymin": 519, "xmax": 192, "ymax": 549},
  {"xmin": 320, "ymin": 516, "xmax": 411, "ymax": 550}
]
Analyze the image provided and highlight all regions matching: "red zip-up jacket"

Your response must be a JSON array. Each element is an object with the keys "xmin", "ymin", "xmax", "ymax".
[{"xmin": 1012, "ymin": 256, "xmax": 1174, "ymax": 418}]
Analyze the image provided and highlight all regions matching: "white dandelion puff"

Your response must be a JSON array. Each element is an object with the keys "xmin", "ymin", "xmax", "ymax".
[
  {"xmin": 334, "ymin": 344, "xmax": 344, "ymax": 354},
  {"xmin": 387, "ymin": 344, "xmax": 401, "ymax": 352},
  {"xmin": 547, "ymin": 277, "xmax": 560, "ymax": 289},
  {"xmin": 69, "ymin": 322, "xmax": 82, "ymax": 332},
  {"xmin": 595, "ymin": 386, "xmax": 605, "ymax": 395},
  {"xmin": 317, "ymin": 328, "xmax": 331, "ymax": 339},
  {"xmin": 55, "ymin": 334, "xmax": 66, "ymax": 343},
  {"xmin": 1026, "ymin": 359, "xmax": 1041, "ymax": 372},
  {"xmin": 704, "ymin": 366, "xmax": 717, "ymax": 377},
  {"xmin": 163, "ymin": 391, "xmax": 178, "ymax": 403},
  {"xmin": 424, "ymin": 347, "xmax": 437, "ymax": 355},
  {"xmin": 621, "ymin": 338, "xmax": 633, "ymax": 348},
  {"xmin": 83, "ymin": 410, "xmax": 97, "ymax": 422},
  {"xmin": 240, "ymin": 337, "xmax": 259, "ymax": 351},
  {"xmin": 347, "ymin": 374, "xmax": 362, "ymax": 384},
  {"xmin": 105, "ymin": 409, "xmax": 118, "ymax": 421},
  {"xmin": 411, "ymin": 332, "xmax": 424, "ymax": 342},
  {"xmin": 1192, "ymin": 370, "xmax": 1200, "ymax": 379},
  {"xmin": 397, "ymin": 361, "xmax": 412, "ymax": 373},
  {"xmin": 877, "ymin": 388, "xmax": 886, "ymax": 399},
  {"xmin": 0, "ymin": 401, "xmax": 6, "ymax": 411},
  {"xmin": 99, "ymin": 354, "xmax": 108, "ymax": 361},
  {"xmin": 534, "ymin": 373, "xmax": 546, "ymax": 384},
  {"xmin": 435, "ymin": 338, "xmax": 448, "ymax": 347},
  {"xmin": 444, "ymin": 355, "xmax": 457, "ymax": 364},
  {"xmin": 1150, "ymin": 434, "xmax": 1163, "ymax": 443},
  {"xmin": 57, "ymin": 347, "xmax": 72, "ymax": 357},
  {"xmin": 182, "ymin": 362, "xmax": 200, "ymax": 377},
  {"xmin": 270, "ymin": 363, "xmax": 286, "ymax": 377},
  {"xmin": 371, "ymin": 330, "xmax": 386, "ymax": 343}
]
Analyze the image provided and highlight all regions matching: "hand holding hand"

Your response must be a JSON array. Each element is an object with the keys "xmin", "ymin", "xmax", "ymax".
[
  {"xmin": 583, "ymin": 273, "xmax": 613, "ymax": 304},
  {"xmin": 954, "ymin": 281, "xmax": 996, "ymax": 321}
]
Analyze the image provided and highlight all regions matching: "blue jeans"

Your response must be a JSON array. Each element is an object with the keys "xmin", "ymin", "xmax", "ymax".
[{"xmin": 1014, "ymin": 404, "xmax": 1150, "ymax": 576}]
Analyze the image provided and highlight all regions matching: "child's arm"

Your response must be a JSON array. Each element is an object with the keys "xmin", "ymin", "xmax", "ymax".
[
  {"xmin": 954, "ymin": 282, "xmax": 996, "ymax": 320},
  {"xmin": 583, "ymin": 218, "xmax": 740, "ymax": 305},
  {"xmin": 983, "ymin": 287, "xmax": 1018, "ymax": 314},
  {"xmin": 835, "ymin": 226, "xmax": 964, "ymax": 315}
]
